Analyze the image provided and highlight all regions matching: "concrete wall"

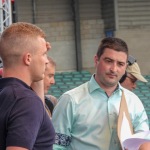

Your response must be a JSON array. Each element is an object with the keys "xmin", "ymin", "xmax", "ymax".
[
  {"xmin": 37, "ymin": 21, "xmax": 76, "ymax": 72},
  {"xmin": 80, "ymin": 19, "xmax": 105, "ymax": 73},
  {"xmin": 117, "ymin": 0, "xmax": 150, "ymax": 29},
  {"xmin": 115, "ymin": 29, "xmax": 150, "ymax": 75},
  {"xmin": 15, "ymin": 0, "xmax": 33, "ymax": 23},
  {"xmin": 101, "ymin": 0, "xmax": 115, "ymax": 30},
  {"xmin": 15, "ymin": 0, "xmax": 104, "ymax": 73},
  {"xmin": 14, "ymin": 0, "xmax": 150, "ymax": 75},
  {"xmin": 114, "ymin": 0, "xmax": 150, "ymax": 75},
  {"xmin": 37, "ymin": 19, "xmax": 105, "ymax": 72}
]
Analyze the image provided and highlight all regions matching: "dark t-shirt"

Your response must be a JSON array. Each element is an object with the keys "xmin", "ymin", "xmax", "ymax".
[{"xmin": 0, "ymin": 78, "xmax": 55, "ymax": 150}]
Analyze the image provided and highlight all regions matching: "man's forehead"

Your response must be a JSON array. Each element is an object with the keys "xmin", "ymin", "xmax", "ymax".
[{"xmin": 102, "ymin": 49, "xmax": 127, "ymax": 63}]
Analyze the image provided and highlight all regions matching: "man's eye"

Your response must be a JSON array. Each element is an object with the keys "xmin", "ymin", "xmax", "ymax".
[
  {"xmin": 118, "ymin": 63, "xmax": 124, "ymax": 66},
  {"xmin": 105, "ymin": 59, "xmax": 111, "ymax": 63},
  {"xmin": 49, "ymin": 75, "xmax": 53, "ymax": 78}
]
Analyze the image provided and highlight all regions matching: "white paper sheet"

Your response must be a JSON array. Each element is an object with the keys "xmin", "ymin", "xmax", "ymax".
[
  {"xmin": 122, "ymin": 130, "xmax": 150, "ymax": 150},
  {"xmin": 120, "ymin": 112, "xmax": 132, "ymax": 144}
]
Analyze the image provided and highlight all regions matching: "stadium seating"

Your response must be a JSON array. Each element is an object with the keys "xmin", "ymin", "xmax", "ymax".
[{"xmin": 48, "ymin": 70, "xmax": 92, "ymax": 98}]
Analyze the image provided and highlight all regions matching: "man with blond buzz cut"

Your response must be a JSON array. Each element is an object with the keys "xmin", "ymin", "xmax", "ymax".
[{"xmin": 0, "ymin": 22, "xmax": 55, "ymax": 150}]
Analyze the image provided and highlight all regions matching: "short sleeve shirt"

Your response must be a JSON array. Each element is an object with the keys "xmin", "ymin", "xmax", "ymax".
[{"xmin": 0, "ymin": 77, "xmax": 55, "ymax": 150}]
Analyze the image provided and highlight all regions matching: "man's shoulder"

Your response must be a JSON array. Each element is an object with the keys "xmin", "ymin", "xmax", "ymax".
[
  {"xmin": 46, "ymin": 95, "xmax": 58, "ymax": 106},
  {"xmin": 0, "ymin": 79, "xmax": 43, "ymax": 113},
  {"xmin": 59, "ymin": 82, "xmax": 89, "ymax": 103},
  {"xmin": 65, "ymin": 82, "xmax": 88, "ymax": 94},
  {"xmin": 122, "ymin": 87, "xmax": 143, "ymax": 105},
  {"xmin": 123, "ymin": 87, "xmax": 138, "ymax": 98},
  {"xmin": 0, "ymin": 77, "xmax": 35, "ymax": 97}
]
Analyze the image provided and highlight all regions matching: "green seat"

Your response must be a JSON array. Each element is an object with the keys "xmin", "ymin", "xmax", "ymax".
[
  {"xmin": 55, "ymin": 82, "xmax": 65, "ymax": 86},
  {"xmin": 71, "ymin": 71, "xmax": 81, "ymax": 75},
  {"xmin": 80, "ymin": 70, "xmax": 91, "ymax": 74},
  {"xmin": 55, "ymin": 74, "xmax": 63, "ymax": 79},
  {"xmin": 74, "ymin": 74, "xmax": 83, "ymax": 78},
  {"xmin": 72, "ymin": 77, "xmax": 81, "ymax": 81},
  {"xmin": 82, "ymin": 77, "xmax": 90, "ymax": 82},
  {"xmin": 74, "ymin": 81, "xmax": 84, "ymax": 86},
  {"xmin": 55, "ymin": 78, "xmax": 62, "ymax": 82},
  {"xmin": 136, "ymin": 82, "xmax": 145, "ymax": 86},
  {"xmin": 50, "ymin": 86, "xmax": 59, "ymax": 90},
  {"xmin": 63, "ymin": 78, "xmax": 72, "ymax": 82},
  {"xmin": 65, "ymin": 81, "xmax": 74, "ymax": 85}
]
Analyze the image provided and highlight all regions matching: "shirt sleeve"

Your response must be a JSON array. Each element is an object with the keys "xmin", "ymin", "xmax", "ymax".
[
  {"xmin": 52, "ymin": 94, "xmax": 75, "ymax": 150},
  {"xmin": 6, "ymin": 95, "xmax": 44, "ymax": 149},
  {"xmin": 133, "ymin": 101, "xmax": 149, "ymax": 132},
  {"xmin": 130, "ymin": 94, "xmax": 149, "ymax": 132}
]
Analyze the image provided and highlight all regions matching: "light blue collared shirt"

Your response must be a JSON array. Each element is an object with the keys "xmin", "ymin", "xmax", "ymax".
[{"xmin": 52, "ymin": 75, "xmax": 149, "ymax": 150}]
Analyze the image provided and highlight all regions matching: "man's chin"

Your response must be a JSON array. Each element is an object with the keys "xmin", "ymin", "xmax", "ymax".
[
  {"xmin": 38, "ymin": 75, "xmax": 45, "ymax": 81},
  {"xmin": 107, "ymin": 80, "xmax": 118, "ymax": 87}
]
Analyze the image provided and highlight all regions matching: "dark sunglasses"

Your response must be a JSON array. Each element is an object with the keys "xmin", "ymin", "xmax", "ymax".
[
  {"xmin": 126, "ymin": 76, "xmax": 137, "ymax": 84},
  {"xmin": 128, "ymin": 55, "xmax": 136, "ymax": 66}
]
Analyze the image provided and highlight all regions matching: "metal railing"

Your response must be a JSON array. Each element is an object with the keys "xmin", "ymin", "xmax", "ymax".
[{"xmin": 0, "ymin": 0, "xmax": 12, "ymax": 34}]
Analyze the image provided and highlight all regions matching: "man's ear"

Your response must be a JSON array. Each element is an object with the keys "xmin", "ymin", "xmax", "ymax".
[
  {"xmin": 94, "ymin": 55, "xmax": 99, "ymax": 66},
  {"xmin": 23, "ymin": 52, "xmax": 32, "ymax": 66}
]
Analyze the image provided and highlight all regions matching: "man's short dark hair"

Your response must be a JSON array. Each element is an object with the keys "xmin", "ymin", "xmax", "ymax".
[{"xmin": 96, "ymin": 37, "xmax": 128, "ymax": 59}]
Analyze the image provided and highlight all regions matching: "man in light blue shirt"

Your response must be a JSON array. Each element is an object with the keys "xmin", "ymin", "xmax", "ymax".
[{"xmin": 52, "ymin": 37, "xmax": 149, "ymax": 150}]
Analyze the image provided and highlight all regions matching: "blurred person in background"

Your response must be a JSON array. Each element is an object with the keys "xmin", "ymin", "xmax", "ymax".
[
  {"xmin": 120, "ymin": 55, "xmax": 147, "ymax": 91},
  {"xmin": 44, "ymin": 56, "xmax": 58, "ymax": 116},
  {"xmin": 0, "ymin": 58, "xmax": 3, "ymax": 78},
  {"xmin": 31, "ymin": 55, "xmax": 57, "ymax": 117}
]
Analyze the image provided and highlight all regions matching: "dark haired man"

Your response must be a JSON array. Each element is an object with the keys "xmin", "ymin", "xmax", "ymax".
[{"xmin": 52, "ymin": 37, "xmax": 149, "ymax": 150}]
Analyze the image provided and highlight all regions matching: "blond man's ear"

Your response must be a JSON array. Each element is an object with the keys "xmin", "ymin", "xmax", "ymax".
[{"xmin": 46, "ymin": 42, "xmax": 51, "ymax": 51}]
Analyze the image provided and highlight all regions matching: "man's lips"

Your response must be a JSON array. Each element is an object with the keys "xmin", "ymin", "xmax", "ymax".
[{"xmin": 107, "ymin": 74, "xmax": 117, "ymax": 78}]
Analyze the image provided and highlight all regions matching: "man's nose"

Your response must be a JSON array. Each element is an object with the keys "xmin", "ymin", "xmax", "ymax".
[
  {"xmin": 110, "ymin": 63, "xmax": 117, "ymax": 72},
  {"xmin": 132, "ymin": 83, "xmax": 137, "ymax": 90},
  {"xmin": 51, "ymin": 78, "xmax": 55, "ymax": 85}
]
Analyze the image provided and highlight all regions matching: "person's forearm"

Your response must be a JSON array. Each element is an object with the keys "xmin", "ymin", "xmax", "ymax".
[
  {"xmin": 31, "ymin": 80, "xmax": 44, "ymax": 103},
  {"xmin": 6, "ymin": 146, "xmax": 28, "ymax": 150}
]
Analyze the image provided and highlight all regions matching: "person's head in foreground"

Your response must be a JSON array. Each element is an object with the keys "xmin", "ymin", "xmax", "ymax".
[
  {"xmin": 0, "ymin": 22, "xmax": 49, "ymax": 85},
  {"xmin": 0, "ymin": 22, "xmax": 55, "ymax": 150},
  {"xmin": 120, "ymin": 55, "xmax": 147, "ymax": 91}
]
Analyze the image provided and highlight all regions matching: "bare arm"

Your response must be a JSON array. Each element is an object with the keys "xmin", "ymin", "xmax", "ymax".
[
  {"xmin": 31, "ymin": 80, "xmax": 44, "ymax": 104},
  {"xmin": 7, "ymin": 146, "xmax": 28, "ymax": 150},
  {"xmin": 30, "ymin": 41, "xmax": 51, "ymax": 102},
  {"xmin": 139, "ymin": 142, "xmax": 150, "ymax": 150},
  {"xmin": 31, "ymin": 41, "xmax": 51, "ymax": 102},
  {"xmin": 31, "ymin": 80, "xmax": 52, "ymax": 117},
  {"xmin": 46, "ymin": 95, "xmax": 58, "ymax": 106}
]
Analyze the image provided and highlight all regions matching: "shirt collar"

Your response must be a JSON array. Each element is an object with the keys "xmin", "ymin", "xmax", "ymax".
[
  {"xmin": 0, "ymin": 77, "xmax": 31, "ymax": 90},
  {"xmin": 88, "ymin": 74, "xmax": 123, "ymax": 94}
]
